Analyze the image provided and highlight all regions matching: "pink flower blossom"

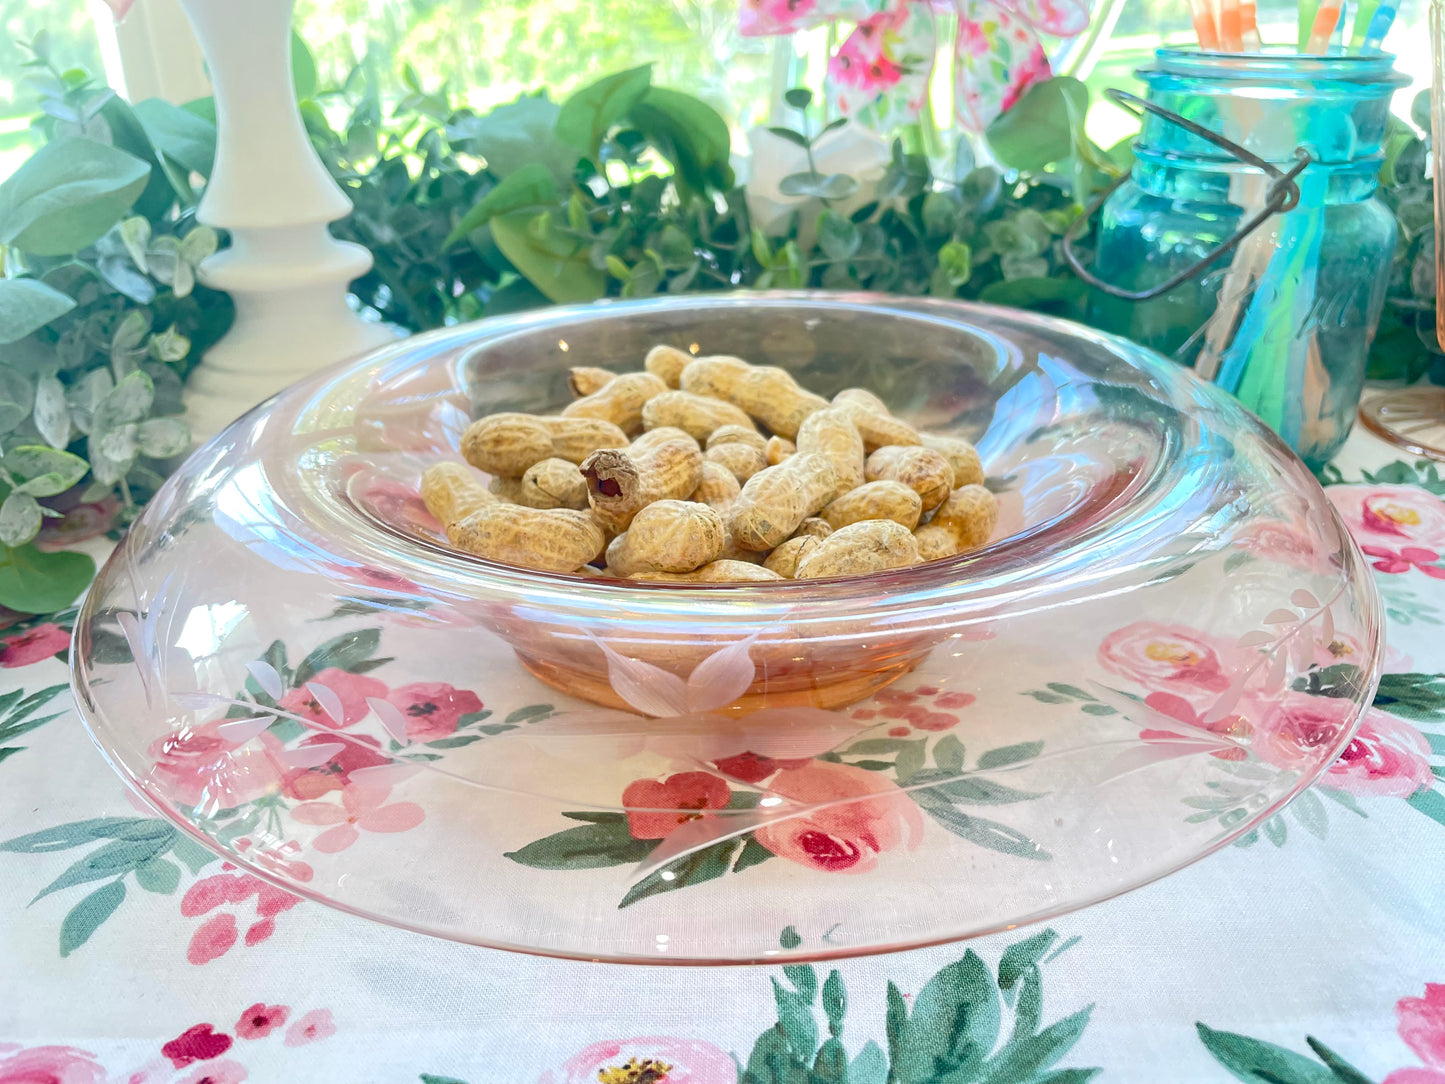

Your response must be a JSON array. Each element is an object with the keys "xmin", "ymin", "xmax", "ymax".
[
  {"xmin": 958, "ymin": 19, "xmax": 991, "ymax": 56},
  {"xmin": 1399, "ymin": 984, "xmax": 1445, "ymax": 1069},
  {"xmin": 162, "ymin": 1024, "xmax": 232, "ymax": 1068},
  {"xmin": 754, "ymin": 761, "xmax": 924, "ymax": 873},
  {"xmin": 1360, "ymin": 545, "xmax": 1445, "ymax": 578},
  {"xmin": 186, "ymin": 913, "xmax": 238, "ymax": 965},
  {"xmin": 100, "ymin": 0, "xmax": 135, "ymax": 19},
  {"xmin": 0, "ymin": 623, "xmax": 70, "ymax": 666},
  {"xmin": 1328, "ymin": 714, "xmax": 1434, "ymax": 797},
  {"xmin": 149, "ymin": 721, "xmax": 286, "ymax": 810},
  {"xmin": 1232, "ymin": 519, "xmax": 1333, "ymax": 573},
  {"xmin": 998, "ymin": 44, "xmax": 1051, "ymax": 113},
  {"xmin": 739, "ymin": 0, "xmax": 817, "ymax": 36},
  {"xmin": 1098, "ymin": 622, "xmax": 1238, "ymax": 705},
  {"xmin": 176, "ymin": 1059, "xmax": 247, "ymax": 1084},
  {"xmin": 1385, "ymin": 984, "xmax": 1445, "ymax": 1083},
  {"xmin": 539, "ymin": 1037, "xmax": 737, "ymax": 1084},
  {"xmin": 1328, "ymin": 484, "xmax": 1445, "ymax": 550},
  {"xmin": 1253, "ymin": 694, "xmax": 1433, "ymax": 796},
  {"xmin": 384, "ymin": 682, "xmax": 483, "ymax": 742},
  {"xmin": 856, "ymin": 684, "xmax": 974, "ymax": 733},
  {"xmin": 622, "ymin": 772, "xmax": 732, "ymax": 840},
  {"xmin": 0, "ymin": 1046, "xmax": 106, "ymax": 1084},
  {"xmin": 284, "ymin": 1009, "xmax": 336, "ymax": 1047},
  {"xmin": 181, "ymin": 871, "xmax": 300, "ymax": 964},
  {"xmin": 291, "ymin": 782, "xmax": 425, "ymax": 852},
  {"xmin": 829, "ymin": 47, "xmax": 903, "ymax": 92},
  {"xmin": 276, "ymin": 669, "xmax": 388, "ymax": 729},
  {"xmin": 235, "ymin": 1002, "xmax": 289, "ymax": 1039},
  {"xmin": 284, "ymin": 734, "xmax": 390, "ymax": 800},
  {"xmin": 712, "ymin": 751, "xmax": 811, "ymax": 784}
]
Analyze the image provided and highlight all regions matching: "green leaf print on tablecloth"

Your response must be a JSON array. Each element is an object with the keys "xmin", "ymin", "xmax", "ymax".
[
  {"xmin": 0, "ymin": 817, "xmax": 217, "ymax": 955},
  {"xmin": 488, "ymin": 927, "xmax": 1098, "ymax": 1084},
  {"xmin": 1196, "ymin": 1024, "xmax": 1372, "ymax": 1084},
  {"xmin": 0, "ymin": 682, "xmax": 67, "ymax": 766}
]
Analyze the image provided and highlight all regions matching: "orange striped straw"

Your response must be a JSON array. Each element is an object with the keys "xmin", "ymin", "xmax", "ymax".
[
  {"xmin": 1306, "ymin": 0, "xmax": 1342, "ymax": 50},
  {"xmin": 1241, "ymin": 0, "xmax": 1261, "ymax": 48},
  {"xmin": 1220, "ymin": 0, "xmax": 1244, "ymax": 49},
  {"xmin": 1190, "ymin": 0, "xmax": 1221, "ymax": 48}
]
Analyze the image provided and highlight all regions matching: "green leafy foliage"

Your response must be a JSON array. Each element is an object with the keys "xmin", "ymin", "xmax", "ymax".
[
  {"xmin": 1, "ymin": 815, "xmax": 219, "ymax": 956},
  {"xmin": 0, "ymin": 39, "xmax": 231, "ymax": 607},
  {"xmin": 1371, "ymin": 92, "xmax": 1445, "ymax": 385},
  {"xmin": 0, "ymin": 682, "xmax": 68, "ymax": 766},
  {"xmin": 1195, "ymin": 1023, "xmax": 1371, "ymax": 1084},
  {"xmin": 742, "ymin": 927, "xmax": 1097, "ymax": 1084}
]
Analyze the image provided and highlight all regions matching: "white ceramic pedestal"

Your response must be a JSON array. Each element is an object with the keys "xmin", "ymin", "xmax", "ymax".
[{"xmin": 177, "ymin": 0, "xmax": 398, "ymax": 440}]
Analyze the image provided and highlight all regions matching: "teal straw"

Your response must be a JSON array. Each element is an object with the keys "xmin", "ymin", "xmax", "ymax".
[
  {"xmin": 1361, "ymin": 2, "xmax": 1397, "ymax": 50},
  {"xmin": 1350, "ymin": 0, "xmax": 1381, "ymax": 46}
]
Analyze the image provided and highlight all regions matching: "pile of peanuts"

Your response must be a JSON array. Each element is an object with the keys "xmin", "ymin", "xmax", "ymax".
[{"xmin": 419, "ymin": 345, "xmax": 998, "ymax": 581}]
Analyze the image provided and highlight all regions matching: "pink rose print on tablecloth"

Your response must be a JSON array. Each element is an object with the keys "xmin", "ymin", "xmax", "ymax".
[
  {"xmin": 1385, "ymin": 983, "xmax": 1445, "ymax": 1084},
  {"xmin": 1329, "ymin": 484, "xmax": 1445, "ymax": 551},
  {"xmin": 1233, "ymin": 519, "xmax": 1334, "ymax": 573},
  {"xmin": 283, "ymin": 733, "xmax": 391, "ymax": 800},
  {"xmin": 284, "ymin": 1009, "xmax": 337, "ymax": 1047},
  {"xmin": 0, "ymin": 1045, "xmax": 106, "ymax": 1084},
  {"xmin": 181, "ymin": 867, "xmax": 301, "ymax": 964},
  {"xmin": 712, "ymin": 750, "xmax": 812, "ymax": 784},
  {"xmin": 383, "ymin": 682, "xmax": 483, "ymax": 742},
  {"xmin": 1361, "ymin": 545, "xmax": 1445, "ymax": 578},
  {"xmin": 276, "ymin": 669, "xmax": 388, "ymax": 729},
  {"xmin": 539, "ymin": 1036, "xmax": 737, "ymax": 1084},
  {"xmin": 851, "ymin": 683, "xmax": 977, "ymax": 736},
  {"xmin": 234, "ymin": 1003, "xmax": 289, "ymax": 1040},
  {"xmin": 0, "ymin": 622, "xmax": 70, "ymax": 666},
  {"xmin": 148, "ymin": 722, "xmax": 287, "ymax": 810},
  {"xmin": 754, "ymin": 760, "xmax": 924, "ymax": 873},
  {"xmin": 290, "ymin": 781, "xmax": 425, "ymax": 853},
  {"xmin": 622, "ymin": 772, "xmax": 733, "ymax": 840},
  {"xmin": 1254, "ymin": 694, "xmax": 1432, "ymax": 797},
  {"xmin": 176, "ymin": 1059, "xmax": 247, "ymax": 1084},
  {"xmin": 162, "ymin": 1025, "xmax": 232, "ymax": 1069},
  {"xmin": 1098, "ymin": 622, "xmax": 1239, "ymax": 707}
]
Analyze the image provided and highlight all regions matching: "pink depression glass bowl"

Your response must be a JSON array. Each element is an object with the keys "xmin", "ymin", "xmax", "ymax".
[{"xmin": 71, "ymin": 293, "xmax": 1383, "ymax": 964}]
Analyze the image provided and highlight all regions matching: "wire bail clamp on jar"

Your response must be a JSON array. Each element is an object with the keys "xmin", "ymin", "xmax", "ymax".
[{"xmin": 1062, "ymin": 88, "xmax": 1314, "ymax": 302}]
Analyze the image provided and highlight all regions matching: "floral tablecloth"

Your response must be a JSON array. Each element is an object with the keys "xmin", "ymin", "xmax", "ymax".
[{"xmin": 1, "ymin": 424, "xmax": 1444, "ymax": 1084}]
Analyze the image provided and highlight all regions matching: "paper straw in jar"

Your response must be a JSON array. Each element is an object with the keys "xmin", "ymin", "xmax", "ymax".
[
  {"xmin": 1241, "ymin": 0, "xmax": 1261, "ymax": 49},
  {"xmin": 1361, "ymin": 2, "xmax": 1398, "ymax": 50},
  {"xmin": 1221, "ymin": 0, "xmax": 1244, "ymax": 50},
  {"xmin": 1191, "ymin": 0, "xmax": 1222, "ymax": 48},
  {"xmin": 1299, "ymin": 0, "xmax": 1322, "ymax": 49},
  {"xmin": 1350, "ymin": 0, "xmax": 1381, "ymax": 46},
  {"xmin": 1306, "ymin": 0, "xmax": 1343, "ymax": 52}
]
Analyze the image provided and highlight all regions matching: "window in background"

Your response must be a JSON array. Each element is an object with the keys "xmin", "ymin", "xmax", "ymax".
[
  {"xmin": 292, "ymin": 0, "xmax": 778, "ymax": 136},
  {"xmin": 0, "ymin": 0, "xmax": 103, "ymax": 176},
  {"xmin": 0, "ymin": 0, "xmax": 1432, "ymax": 180}
]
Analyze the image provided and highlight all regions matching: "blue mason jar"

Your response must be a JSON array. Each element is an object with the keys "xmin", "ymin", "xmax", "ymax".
[{"xmin": 1087, "ymin": 49, "xmax": 1407, "ymax": 468}]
